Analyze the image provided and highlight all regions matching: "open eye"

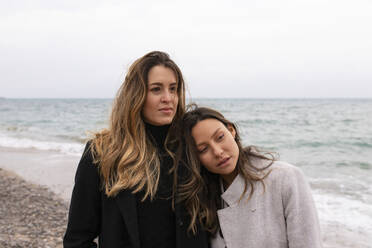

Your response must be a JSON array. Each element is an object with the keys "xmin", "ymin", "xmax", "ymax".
[
  {"xmin": 150, "ymin": 87, "xmax": 161, "ymax": 93},
  {"xmin": 170, "ymin": 85, "xmax": 178, "ymax": 93}
]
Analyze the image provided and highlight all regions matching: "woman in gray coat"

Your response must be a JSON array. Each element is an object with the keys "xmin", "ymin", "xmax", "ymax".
[{"xmin": 180, "ymin": 106, "xmax": 322, "ymax": 248}]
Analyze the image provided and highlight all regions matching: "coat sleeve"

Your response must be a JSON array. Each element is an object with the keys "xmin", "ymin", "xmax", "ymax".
[
  {"xmin": 281, "ymin": 164, "xmax": 323, "ymax": 248},
  {"xmin": 63, "ymin": 142, "xmax": 102, "ymax": 248}
]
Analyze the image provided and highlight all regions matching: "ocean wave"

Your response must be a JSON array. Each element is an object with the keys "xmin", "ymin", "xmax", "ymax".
[
  {"xmin": 3, "ymin": 125, "xmax": 41, "ymax": 133},
  {"xmin": 55, "ymin": 134, "xmax": 88, "ymax": 143},
  {"xmin": 336, "ymin": 161, "xmax": 372, "ymax": 170},
  {"xmin": 1, "ymin": 124, "xmax": 90, "ymax": 144},
  {"xmin": 239, "ymin": 119, "xmax": 278, "ymax": 125},
  {"xmin": 359, "ymin": 162, "xmax": 371, "ymax": 170},
  {"xmin": 0, "ymin": 136, "xmax": 84, "ymax": 156},
  {"xmin": 342, "ymin": 119, "xmax": 355, "ymax": 123},
  {"xmin": 352, "ymin": 141, "xmax": 372, "ymax": 148},
  {"xmin": 314, "ymin": 192, "xmax": 372, "ymax": 232},
  {"xmin": 285, "ymin": 139, "xmax": 372, "ymax": 149}
]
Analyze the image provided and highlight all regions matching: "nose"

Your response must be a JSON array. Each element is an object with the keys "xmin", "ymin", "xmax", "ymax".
[
  {"xmin": 161, "ymin": 89, "xmax": 173, "ymax": 102},
  {"xmin": 212, "ymin": 144, "xmax": 224, "ymax": 158}
]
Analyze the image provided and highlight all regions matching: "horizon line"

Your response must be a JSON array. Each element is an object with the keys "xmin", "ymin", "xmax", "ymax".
[{"xmin": 1, "ymin": 96, "xmax": 372, "ymax": 100}]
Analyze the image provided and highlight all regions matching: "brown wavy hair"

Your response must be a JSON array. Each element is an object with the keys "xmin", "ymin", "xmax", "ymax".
[
  {"xmin": 179, "ymin": 105, "xmax": 275, "ymax": 234},
  {"xmin": 90, "ymin": 51, "xmax": 185, "ymax": 200}
]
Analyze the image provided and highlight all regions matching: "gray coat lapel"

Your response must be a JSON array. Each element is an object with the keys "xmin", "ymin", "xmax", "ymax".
[{"xmin": 217, "ymin": 174, "xmax": 260, "ymax": 248}]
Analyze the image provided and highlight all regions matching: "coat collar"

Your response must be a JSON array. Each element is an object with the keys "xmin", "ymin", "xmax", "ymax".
[
  {"xmin": 221, "ymin": 158, "xmax": 272, "ymax": 206},
  {"xmin": 221, "ymin": 174, "xmax": 247, "ymax": 206}
]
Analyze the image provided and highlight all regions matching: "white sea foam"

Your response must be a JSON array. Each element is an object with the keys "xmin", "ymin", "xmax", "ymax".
[
  {"xmin": 0, "ymin": 134, "xmax": 84, "ymax": 156},
  {"xmin": 314, "ymin": 191, "xmax": 372, "ymax": 236}
]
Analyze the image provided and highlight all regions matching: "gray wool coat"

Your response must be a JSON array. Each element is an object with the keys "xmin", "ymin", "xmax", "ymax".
[{"xmin": 211, "ymin": 160, "xmax": 322, "ymax": 248}]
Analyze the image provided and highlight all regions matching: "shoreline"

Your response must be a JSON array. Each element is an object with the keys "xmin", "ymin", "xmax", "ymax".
[{"xmin": 0, "ymin": 146, "xmax": 80, "ymax": 201}]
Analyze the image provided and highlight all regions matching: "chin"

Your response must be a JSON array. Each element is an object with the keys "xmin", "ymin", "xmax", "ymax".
[{"xmin": 155, "ymin": 118, "xmax": 174, "ymax": 126}]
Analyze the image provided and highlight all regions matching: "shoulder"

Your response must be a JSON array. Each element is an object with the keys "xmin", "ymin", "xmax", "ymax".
[
  {"xmin": 270, "ymin": 161, "xmax": 304, "ymax": 176},
  {"xmin": 268, "ymin": 161, "xmax": 313, "ymax": 202},
  {"xmin": 80, "ymin": 141, "xmax": 94, "ymax": 163},
  {"xmin": 272, "ymin": 161, "xmax": 308, "ymax": 183},
  {"xmin": 74, "ymin": 141, "xmax": 100, "ymax": 184},
  {"xmin": 250, "ymin": 159, "xmax": 309, "ymax": 191},
  {"xmin": 256, "ymin": 160, "xmax": 306, "ymax": 181},
  {"xmin": 249, "ymin": 157, "xmax": 303, "ymax": 176}
]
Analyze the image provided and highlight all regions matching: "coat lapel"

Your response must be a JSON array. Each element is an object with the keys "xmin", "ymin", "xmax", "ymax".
[
  {"xmin": 217, "ymin": 174, "xmax": 263, "ymax": 248},
  {"xmin": 115, "ymin": 190, "xmax": 140, "ymax": 248},
  {"xmin": 221, "ymin": 174, "xmax": 247, "ymax": 206}
]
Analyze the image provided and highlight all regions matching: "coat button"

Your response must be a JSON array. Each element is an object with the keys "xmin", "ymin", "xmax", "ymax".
[{"xmin": 178, "ymin": 219, "xmax": 183, "ymax": 226}]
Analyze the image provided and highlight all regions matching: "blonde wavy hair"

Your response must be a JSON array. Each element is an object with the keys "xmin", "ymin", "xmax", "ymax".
[
  {"xmin": 180, "ymin": 105, "xmax": 275, "ymax": 234},
  {"xmin": 90, "ymin": 51, "xmax": 185, "ymax": 200}
]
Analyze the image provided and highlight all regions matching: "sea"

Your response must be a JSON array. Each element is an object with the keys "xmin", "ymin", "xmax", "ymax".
[{"xmin": 1, "ymin": 98, "xmax": 371, "ymax": 247}]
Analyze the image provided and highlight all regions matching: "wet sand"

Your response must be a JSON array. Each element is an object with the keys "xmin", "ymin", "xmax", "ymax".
[{"xmin": 0, "ymin": 147, "xmax": 80, "ymax": 201}]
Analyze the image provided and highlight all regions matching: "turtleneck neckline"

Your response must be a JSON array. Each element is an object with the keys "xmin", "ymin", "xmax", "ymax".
[{"xmin": 144, "ymin": 122, "xmax": 171, "ymax": 148}]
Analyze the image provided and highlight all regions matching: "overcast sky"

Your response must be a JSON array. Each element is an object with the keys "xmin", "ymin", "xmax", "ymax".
[{"xmin": 1, "ymin": 0, "xmax": 371, "ymax": 98}]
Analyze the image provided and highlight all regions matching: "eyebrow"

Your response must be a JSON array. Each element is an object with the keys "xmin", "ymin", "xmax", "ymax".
[
  {"xmin": 195, "ymin": 128, "xmax": 221, "ymax": 147},
  {"xmin": 148, "ymin": 82, "xmax": 178, "ymax": 86}
]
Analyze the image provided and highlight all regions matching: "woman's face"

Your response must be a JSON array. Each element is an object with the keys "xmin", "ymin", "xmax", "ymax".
[
  {"xmin": 191, "ymin": 118, "xmax": 239, "ymax": 184},
  {"xmin": 142, "ymin": 65, "xmax": 179, "ymax": 126}
]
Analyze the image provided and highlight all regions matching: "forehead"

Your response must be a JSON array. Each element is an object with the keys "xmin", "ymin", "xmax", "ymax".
[
  {"xmin": 148, "ymin": 65, "xmax": 177, "ymax": 83},
  {"xmin": 191, "ymin": 118, "xmax": 225, "ymax": 143}
]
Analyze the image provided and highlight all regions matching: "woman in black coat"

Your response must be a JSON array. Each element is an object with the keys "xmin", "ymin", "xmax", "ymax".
[{"xmin": 63, "ymin": 51, "xmax": 209, "ymax": 248}]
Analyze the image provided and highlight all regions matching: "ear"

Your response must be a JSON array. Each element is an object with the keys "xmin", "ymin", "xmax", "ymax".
[{"xmin": 227, "ymin": 124, "xmax": 236, "ymax": 138}]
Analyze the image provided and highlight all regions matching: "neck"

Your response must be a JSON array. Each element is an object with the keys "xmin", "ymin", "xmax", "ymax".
[
  {"xmin": 144, "ymin": 122, "xmax": 171, "ymax": 147},
  {"xmin": 221, "ymin": 169, "xmax": 238, "ymax": 189}
]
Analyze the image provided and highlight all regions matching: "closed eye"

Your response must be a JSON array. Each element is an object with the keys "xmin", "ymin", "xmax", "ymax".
[
  {"xmin": 198, "ymin": 146, "xmax": 208, "ymax": 154},
  {"xmin": 217, "ymin": 133, "xmax": 224, "ymax": 141}
]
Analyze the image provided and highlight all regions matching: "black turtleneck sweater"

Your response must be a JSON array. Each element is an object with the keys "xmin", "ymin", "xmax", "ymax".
[{"xmin": 136, "ymin": 123, "xmax": 176, "ymax": 248}]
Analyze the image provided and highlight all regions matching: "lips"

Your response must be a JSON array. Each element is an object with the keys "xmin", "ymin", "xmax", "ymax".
[
  {"xmin": 159, "ymin": 107, "xmax": 173, "ymax": 114},
  {"xmin": 159, "ymin": 107, "xmax": 173, "ymax": 111},
  {"xmin": 217, "ymin": 157, "xmax": 231, "ymax": 167}
]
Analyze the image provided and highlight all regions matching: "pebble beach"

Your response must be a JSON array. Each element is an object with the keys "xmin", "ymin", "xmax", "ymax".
[{"xmin": 0, "ymin": 167, "xmax": 68, "ymax": 248}]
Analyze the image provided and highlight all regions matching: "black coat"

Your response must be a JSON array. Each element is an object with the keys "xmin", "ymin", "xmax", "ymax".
[{"xmin": 63, "ymin": 143, "xmax": 209, "ymax": 248}]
